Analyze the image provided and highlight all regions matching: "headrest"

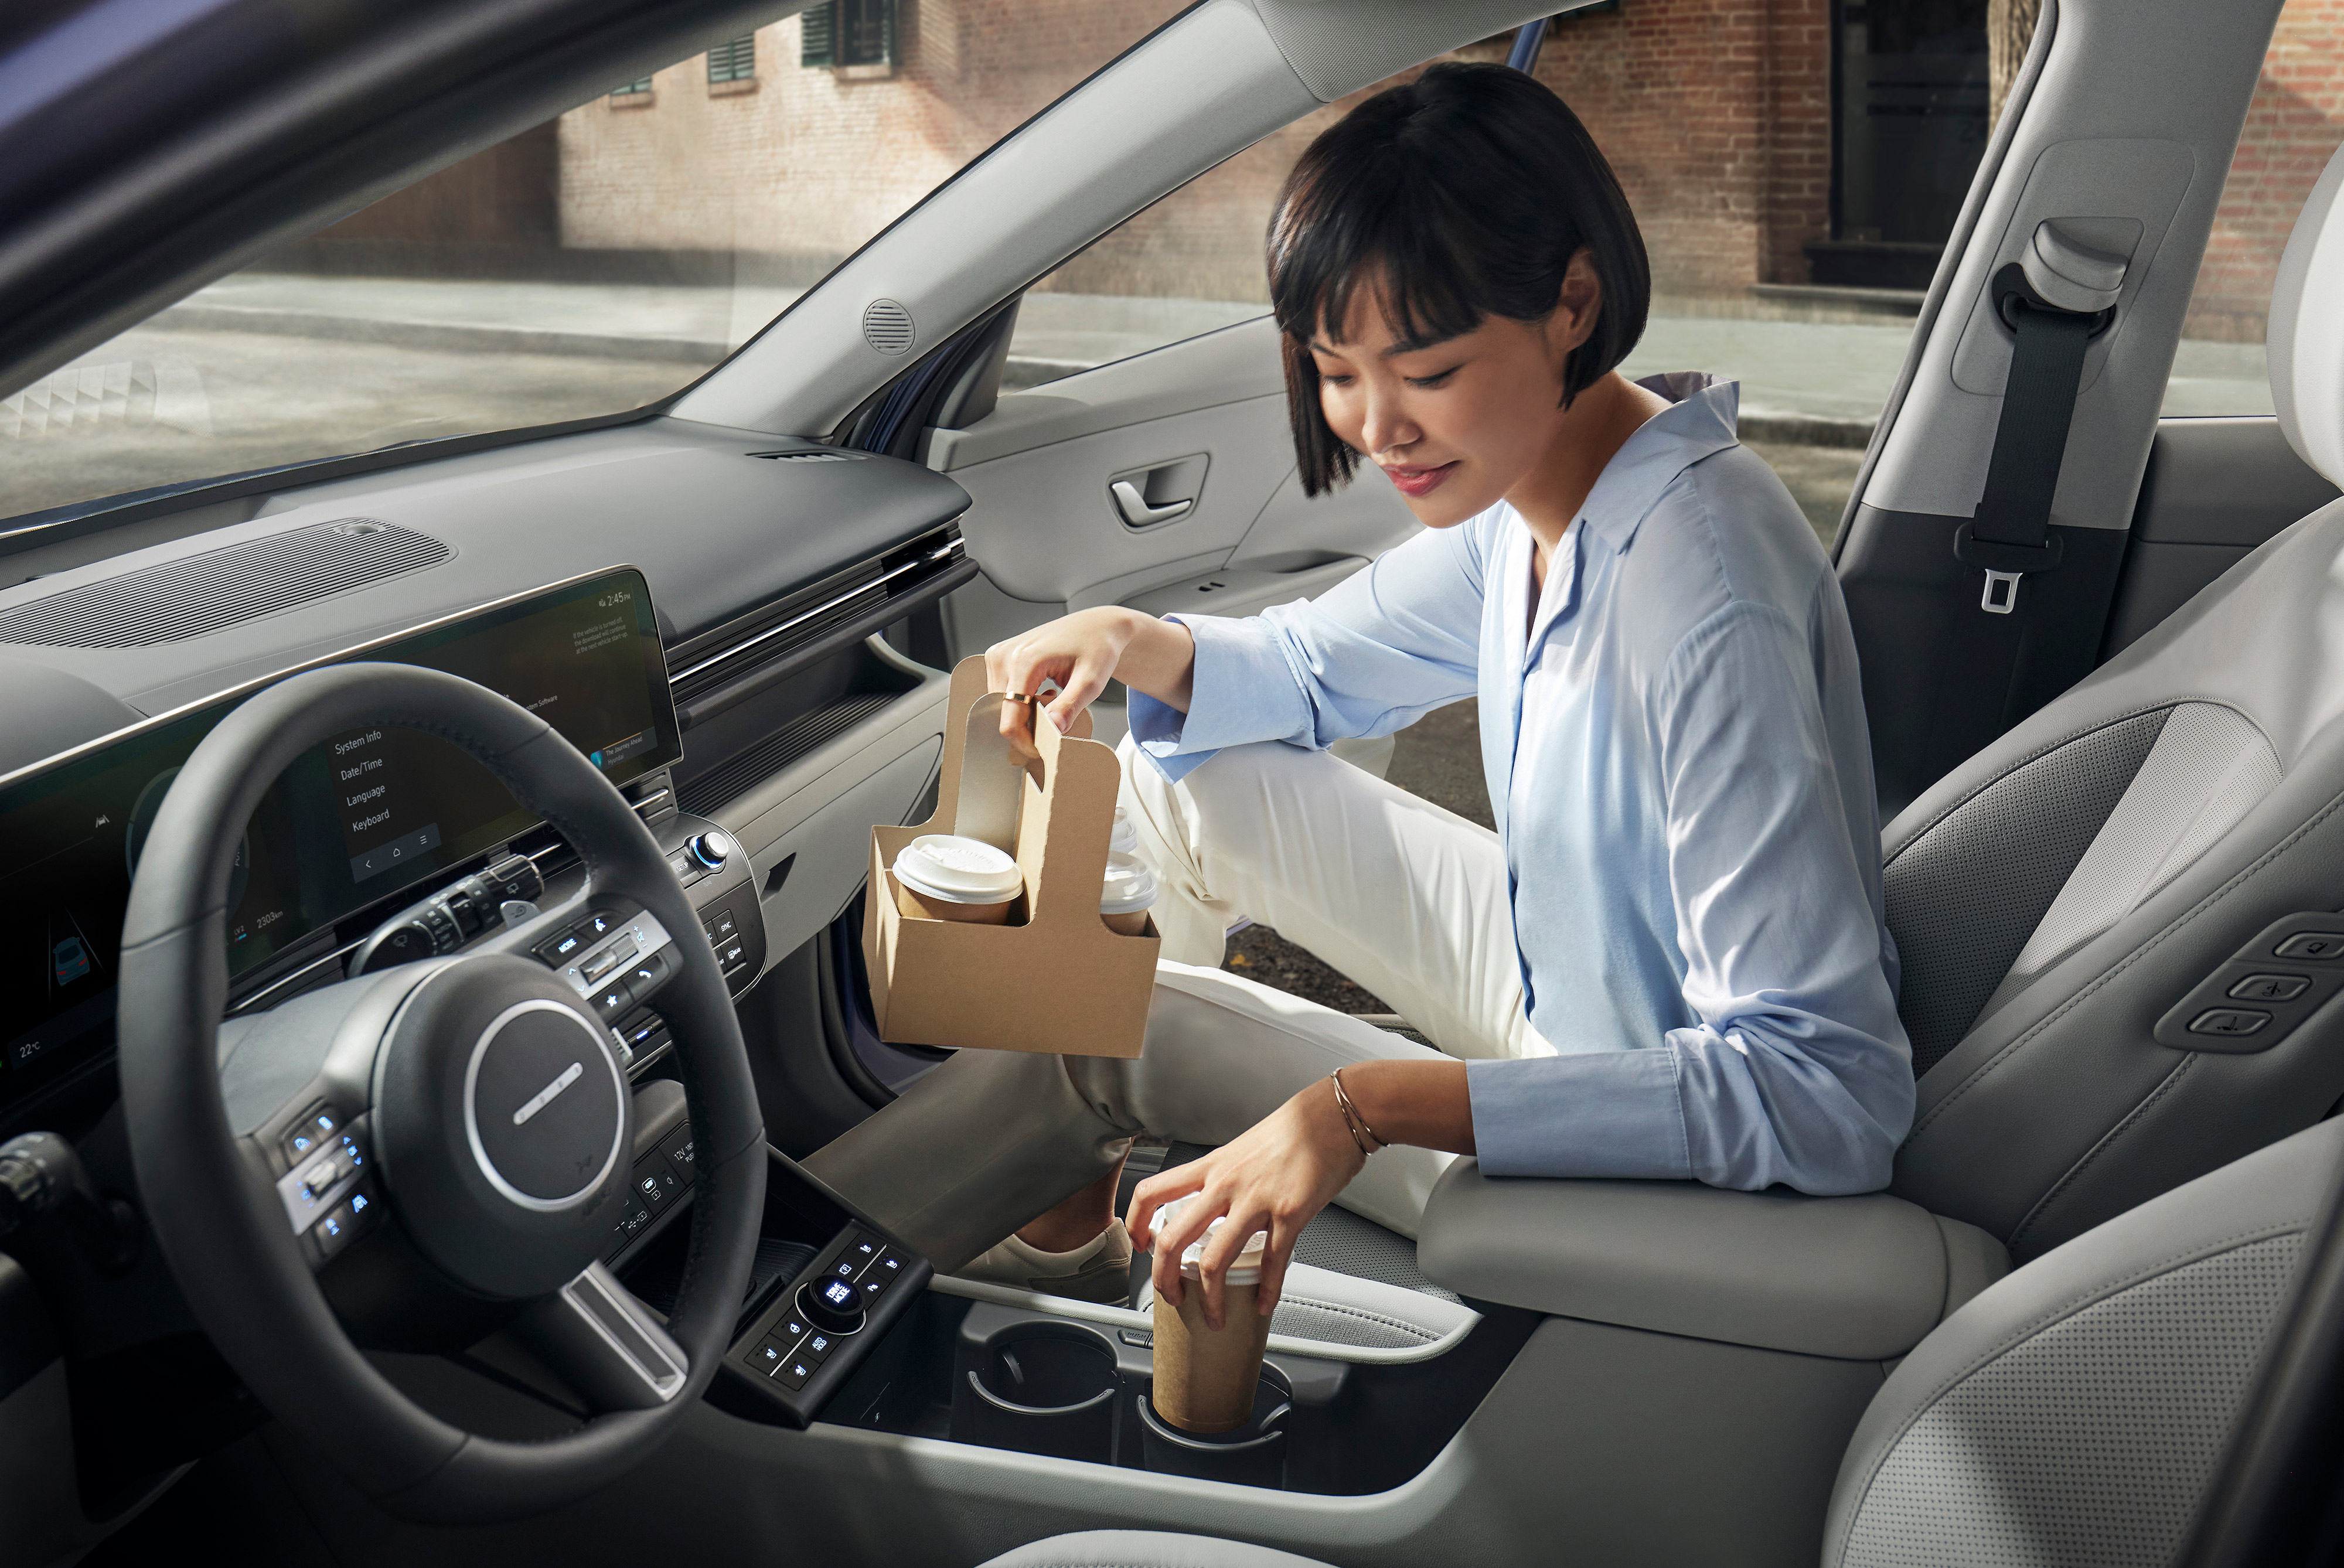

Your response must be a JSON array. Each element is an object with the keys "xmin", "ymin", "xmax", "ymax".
[{"xmin": 2268, "ymin": 140, "xmax": 2344, "ymax": 486}]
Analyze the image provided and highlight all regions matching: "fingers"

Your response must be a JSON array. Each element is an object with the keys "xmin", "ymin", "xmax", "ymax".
[
  {"xmin": 1044, "ymin": 650, "xmax": 1112, "ymax": 740},
  {"xmin": 1258, "ymin": 1209, "xmax": 1300, "ymax": 1318},
  {"xmin": 1126, "ymin": 1163, "xmax": 1206, "ymax": 1254},
  {"xmin": 1141, "ymin": 1177, "xmax": 1222, "ymax": 1311},
  {"xmin": 1194, "ymin": 1199, "xmax": 1268, "ymax": 1333}
]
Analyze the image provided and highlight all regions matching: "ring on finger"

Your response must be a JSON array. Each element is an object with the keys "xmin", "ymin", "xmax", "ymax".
[{"xmin": 1002, "ymin": 691, "xmax": 1041, "ymax": 707}]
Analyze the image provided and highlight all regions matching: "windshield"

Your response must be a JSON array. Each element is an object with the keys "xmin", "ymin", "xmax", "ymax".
[{"xmin": 0, "ymin": 5, "xmax": 1197, "ymax": 526}]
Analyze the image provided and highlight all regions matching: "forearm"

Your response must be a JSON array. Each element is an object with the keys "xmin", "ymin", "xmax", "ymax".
[
  {"xmin": 1105, "ymin": 607, "xmax": 1197, "ymax": 714},
  {"xmin": 1340, "ymin": 1058, "xmax": 1476, "ymax": 1155}
]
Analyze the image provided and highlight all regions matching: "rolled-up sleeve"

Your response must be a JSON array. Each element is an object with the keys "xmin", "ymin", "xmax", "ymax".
[
  {"xmin": 1467, "ymin": 598, "xmax": 1914, "ymax": 1195},
  {"xmin": 1129, "ymin": 521, "xmax": 1484, "ymax": 782}
]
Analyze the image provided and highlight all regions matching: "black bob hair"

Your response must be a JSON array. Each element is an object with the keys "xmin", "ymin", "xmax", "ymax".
[{"xmin": 1268, "ymin": 62, "xmax": 1651, "ymax": 496}]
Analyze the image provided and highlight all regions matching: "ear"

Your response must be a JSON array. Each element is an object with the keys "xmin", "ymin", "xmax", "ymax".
[{"xmin": 1548, "ymin": 248, "xmax": 1602, "ymax": 362}]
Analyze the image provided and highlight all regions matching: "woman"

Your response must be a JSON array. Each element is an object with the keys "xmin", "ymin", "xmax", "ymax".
[{"xmin": 808, "ymin": 63, "xmax": 1912, "ymax": 1331}]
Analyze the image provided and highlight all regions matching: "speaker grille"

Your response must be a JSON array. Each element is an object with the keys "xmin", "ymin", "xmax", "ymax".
[
  {"xmin": 0, "ymin": 519, "xmax": 451, "ymax": 648},
  {"xmin": 861, "ymin": 299, "xmax": 915, "ymax": 355}
]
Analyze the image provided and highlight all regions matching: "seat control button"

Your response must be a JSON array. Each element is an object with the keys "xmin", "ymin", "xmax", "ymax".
[
  {"xmin": 2229, "ymin": 973, "xmax": 2312, "ymax": 1003},
  {"xmin": 2188, "ymin": 1008, "xmax": 2273, "ymax": 1038},
  {"xmin": 2274, "ymin": 932, "xmax": 2344, "ymax": 960}
]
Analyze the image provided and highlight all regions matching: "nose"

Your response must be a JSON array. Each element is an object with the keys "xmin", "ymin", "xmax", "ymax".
[{"xmin": 1358, "ymin": 380, "xmax": 1419, "ymax": 459}]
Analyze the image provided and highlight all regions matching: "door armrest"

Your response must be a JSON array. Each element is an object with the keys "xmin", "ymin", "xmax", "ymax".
[{"xmin": 1418, "ymin": 1160, "xmax": 2009, "ymax": 1361}]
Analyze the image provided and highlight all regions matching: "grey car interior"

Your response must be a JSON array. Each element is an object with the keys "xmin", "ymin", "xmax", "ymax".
[{"xmin": 5, "ymin": 0, "xmax": 2344, "ymax": 1563}]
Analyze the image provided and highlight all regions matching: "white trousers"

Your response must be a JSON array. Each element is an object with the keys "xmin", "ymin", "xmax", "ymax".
[{"xmin": 803, "ymin": 732, "xmax": 1547, "ymax": 1273}]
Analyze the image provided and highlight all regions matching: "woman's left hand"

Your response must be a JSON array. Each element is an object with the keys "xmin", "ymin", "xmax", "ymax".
[{"xmin": 1127, "ymin": 1076, "xmax": 1366, "ymax": 1331}]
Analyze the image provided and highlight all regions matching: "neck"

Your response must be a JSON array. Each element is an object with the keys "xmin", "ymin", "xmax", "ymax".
[{"xmin": 1508, "ymin": 371, "xmax": 1670, "ymax": 564}]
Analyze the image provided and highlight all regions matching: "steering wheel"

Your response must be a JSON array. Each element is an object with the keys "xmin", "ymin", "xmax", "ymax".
[{"xmin": 116, "ymin": 663, "xmax": 765, "ymax": 1524}]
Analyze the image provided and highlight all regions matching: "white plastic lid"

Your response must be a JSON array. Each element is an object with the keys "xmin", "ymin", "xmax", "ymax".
[
  {"xmin": 1160, "ymin": 1198, "xmax": 1268, "ymax": 1286},
  {"xmin": 1109, "ymin": 805, "xmax": 1139, "ymax": 855},
  {"xmin": 893, "ymin": 834, "xmax": 1023, "ymax": 903},
  {"xmin": 1099, "ymin": 850, "xmax": 1158, "ymax": 916}
]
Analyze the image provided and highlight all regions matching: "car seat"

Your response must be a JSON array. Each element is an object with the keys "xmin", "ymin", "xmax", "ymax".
[{"xmin": 1876, "ymin": 137, "xmax": 2344, "ymax": 1261}]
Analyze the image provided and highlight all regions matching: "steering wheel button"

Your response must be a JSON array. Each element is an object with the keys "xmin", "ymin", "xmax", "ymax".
[
  {"xmin": 585, "ymin": 910, "xmax": 622, "ymax": 938},
  {"xmin": 536, "ymin": 927, "xmax": 588, "ymax": 965},
  {"xmin": 592, "ymin": 983, "xmax": 632, "ymax": 1020},
  {"xmin": 625, "ymin": 949, "xmax": 674, "ymax": 997},
  {"xmin": 578, "ymin": 940, "xmax": 635, "ymax": 986}
]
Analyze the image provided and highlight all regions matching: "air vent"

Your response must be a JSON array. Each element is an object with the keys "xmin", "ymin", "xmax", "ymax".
[
  {"xmin": 749, "ymin": 449, "xmax": 869, "ymax": 463},
  {"xmin": 862, "ymin": 299, "xmax": 915, "ymax": 355},
  {"xmin": 0, "ymin": 519, "xmax": 449, "ymax": 649}
]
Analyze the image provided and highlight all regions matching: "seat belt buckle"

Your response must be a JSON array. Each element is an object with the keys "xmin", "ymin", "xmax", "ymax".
[{"xmin": 1954, "ymin": 522, "xmax": 2063, "ymax": 616}]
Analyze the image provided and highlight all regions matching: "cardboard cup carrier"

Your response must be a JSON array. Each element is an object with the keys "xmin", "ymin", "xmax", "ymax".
[
  {"xmin": 864, "ymin": 656, "xmax": 1161, "ymax": 1056},
  {"xmin": 1150, "ymin": 1201, "xmax": 1274, "ymax": 1433}
]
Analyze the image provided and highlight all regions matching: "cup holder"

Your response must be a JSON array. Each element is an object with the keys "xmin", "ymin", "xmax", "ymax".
[
  {"xmin": 1135, "ymin": 1371, "xmax": 1291, "ymax": 1489},
  {"xmin": 961, "ymin": 1329, "xmax": 1119, "ymax": 1462}
]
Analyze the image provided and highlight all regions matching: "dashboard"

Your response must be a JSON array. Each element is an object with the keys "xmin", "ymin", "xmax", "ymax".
[
  {"xmin": 0, "ymin": 418, "xmax": 972, "ymax": 1137},
  {"xmin": 0, "ymin": 568, "xmax": 680, "ymax": 1109}
]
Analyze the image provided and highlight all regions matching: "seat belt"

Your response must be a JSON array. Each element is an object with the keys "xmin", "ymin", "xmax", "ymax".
[
  {"xmin": 1953, "ymin": 220, "xmax": 2129, "ymax": 616},
  {"xmin": 1953, "ymin": 299, "xmax": 2096, "ymax": 613},
  {"xmin": 1927, "ymin": 220, "xmax": 2128, "ymax": 762}
]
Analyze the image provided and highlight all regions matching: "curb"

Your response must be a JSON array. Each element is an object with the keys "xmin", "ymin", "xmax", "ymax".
[{"xmin": 148, "ymin": 305, "xmax": 730, "ymax": 364}]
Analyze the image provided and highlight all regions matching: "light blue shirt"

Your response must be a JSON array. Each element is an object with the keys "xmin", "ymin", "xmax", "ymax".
[{"xmin": 1129, "ymin": 376, "xmax": 1913, "ymax": 1195}]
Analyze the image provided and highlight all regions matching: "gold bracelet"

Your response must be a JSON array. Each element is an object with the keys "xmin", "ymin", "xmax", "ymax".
[{"xmin": 1330, "ymin": 1068, "xmax": 1385, "ymax": 1155}]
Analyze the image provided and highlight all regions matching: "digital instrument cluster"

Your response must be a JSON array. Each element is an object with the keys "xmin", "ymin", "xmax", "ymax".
[{"xmin": 0, "ymin": 568, "xmax": 682, "ymax": 1107}]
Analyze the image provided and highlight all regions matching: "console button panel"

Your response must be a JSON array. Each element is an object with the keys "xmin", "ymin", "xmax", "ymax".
[{"xmin": 723, "ymin": 1223, "xmax": 932, "ymax": 1427}]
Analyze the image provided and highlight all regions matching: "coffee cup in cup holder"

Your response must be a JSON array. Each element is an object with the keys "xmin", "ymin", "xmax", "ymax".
[
  {"xmin": 961, "ymin": 1327, "xmax": 1119, "ymax": 1463},
  {"xmin": 1136, "ymin": 1367, "xmax": 1291, "ymax": 1489}
]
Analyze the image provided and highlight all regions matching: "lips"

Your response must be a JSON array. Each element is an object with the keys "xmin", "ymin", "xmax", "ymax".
[{"xmin": 1380, "ymin": 461, "xmax": 1457, "ymax": 498}]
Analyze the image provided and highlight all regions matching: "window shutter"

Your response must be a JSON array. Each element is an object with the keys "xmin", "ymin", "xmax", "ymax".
[
  {"xmin": 837, "ymin": 0, "xmax": 896, "ymax": 66},
  {"xmin": 708, "ymin": 34, "xmax": 756, "ymax": 84},
  {"xmin": 799, "ymin": 3, "xmax": 837, "ymax": 67}
]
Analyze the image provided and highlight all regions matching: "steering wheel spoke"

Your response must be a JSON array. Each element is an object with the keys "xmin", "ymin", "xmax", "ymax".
[{"xmin": 516, "ymin": 1262, "xmax": 689, "ymax": 1412}]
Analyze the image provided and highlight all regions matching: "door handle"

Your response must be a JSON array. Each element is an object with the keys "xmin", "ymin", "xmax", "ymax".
[{"xmin": 1110, "ymin": 480, "xmax": 1193, "ymax": 527}]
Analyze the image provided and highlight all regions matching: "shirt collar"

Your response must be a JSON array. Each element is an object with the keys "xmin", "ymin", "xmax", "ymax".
[{"xmin": 1575, "ymin": 373, "xmax": 1742, "ymax": 556}]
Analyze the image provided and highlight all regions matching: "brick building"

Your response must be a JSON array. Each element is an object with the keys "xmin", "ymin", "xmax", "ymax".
[{"xmin": 303, "ymin": 1, "xmax": 2340, "ymax": 340}]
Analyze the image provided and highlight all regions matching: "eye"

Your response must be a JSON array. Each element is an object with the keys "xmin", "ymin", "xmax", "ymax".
[
  {"xmin": 1405, "ymin": 366, "xmax": 1459, "ymax": 390},
  {"xmin": 1316, "ymin": 368, "xmax": 1355, "ymax": 387}
]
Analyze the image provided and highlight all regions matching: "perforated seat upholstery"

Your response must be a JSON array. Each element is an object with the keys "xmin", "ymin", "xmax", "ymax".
[
  {"xmin": 1880, "ymin": 139, "xmax": 2344, "ymax": 1260},
  {"xmin": 1827, "ymin": 1114, "xmax": 2338, "ymax": 1567}
]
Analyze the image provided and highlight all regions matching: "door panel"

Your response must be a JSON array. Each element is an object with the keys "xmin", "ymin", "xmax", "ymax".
[{"xmin": 928, "ymin": 315, "xmax": 1418, "ymax": 664}]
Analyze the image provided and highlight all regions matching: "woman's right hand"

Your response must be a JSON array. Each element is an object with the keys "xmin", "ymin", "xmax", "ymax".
[{"xmin": 986, "ymin": 608, "xmax": 1195, "ymax": 757}]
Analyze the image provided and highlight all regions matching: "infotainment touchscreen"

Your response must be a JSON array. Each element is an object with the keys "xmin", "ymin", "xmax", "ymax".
[{"xmin": 0, "ymin": 567, "xmax": 678, "ymax": 1093}]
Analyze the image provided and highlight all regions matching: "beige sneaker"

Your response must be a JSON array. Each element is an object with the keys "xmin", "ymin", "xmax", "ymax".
[{"xmin": 957, "ymin": 1219, "xmax": 1135, "ymax": 1305}]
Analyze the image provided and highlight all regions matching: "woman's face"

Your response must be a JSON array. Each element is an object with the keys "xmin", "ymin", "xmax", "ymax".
[{"xmin": 1308, "ymin": 253, "xmax": 1599, "ymax": 529}]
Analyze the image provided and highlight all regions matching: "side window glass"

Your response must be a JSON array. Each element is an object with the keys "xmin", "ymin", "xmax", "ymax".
[
  {"xmin": 2165, "ymin": 0, "xmax": 2344, "ymax": 417},
  {"xmin": 1009, "ymin": 14, "xmax": 1972, "ymax": 548}
]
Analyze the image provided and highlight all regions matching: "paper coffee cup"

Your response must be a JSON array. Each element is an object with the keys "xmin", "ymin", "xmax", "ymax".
[
  {"xmin": 1149, "ymin": 1204, "xmax": 1272, "ymax": 1433},
  {"xmin": 892, "ymin": 834, "xmax": 1023, "ymax": 925},
  {"xmin": 1099, "ymin": 850, "xmax": 1158, "ymax": 936}
]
